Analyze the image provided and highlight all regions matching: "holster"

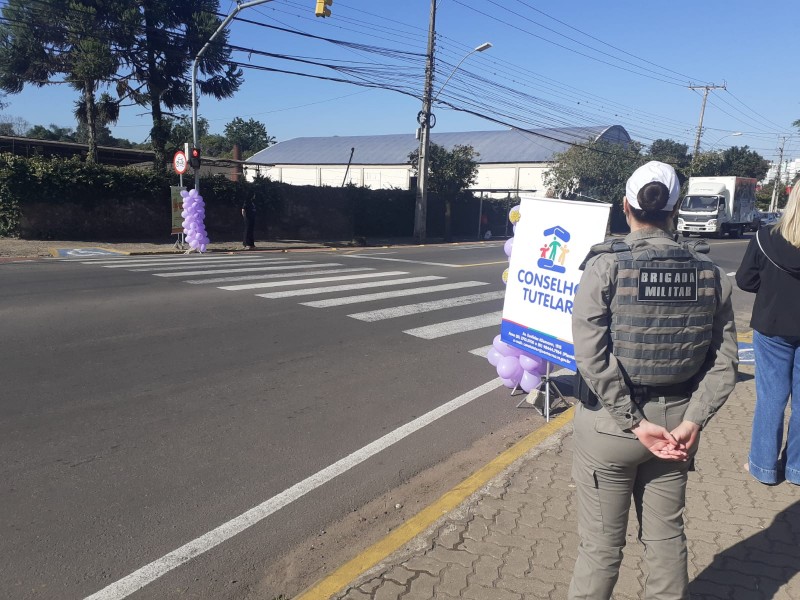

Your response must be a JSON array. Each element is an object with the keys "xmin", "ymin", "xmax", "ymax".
[{"xmin": 575, "ymin": 371, "xmax": 599, "ymax": 408}]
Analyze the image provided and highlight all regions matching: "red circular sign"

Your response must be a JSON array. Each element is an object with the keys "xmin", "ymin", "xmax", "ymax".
[{"xmin": 173, "ymin": 151, "xmax": 188, "ymax": 175}]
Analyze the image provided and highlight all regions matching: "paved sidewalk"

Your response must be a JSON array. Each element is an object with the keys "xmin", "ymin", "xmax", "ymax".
[
  {"xmin": 0, "ymin": 236, "xmax": 456, "ymax": 259},
  {"xmin": 326, "ymin": 368, "xmax": 800, "ymax": 600},
  {"xmin": 0, "ymin": 237, "xmax": 338, "ymax": 258}
]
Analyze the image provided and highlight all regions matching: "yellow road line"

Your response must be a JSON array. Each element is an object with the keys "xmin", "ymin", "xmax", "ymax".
[
  {"xmin": 738, "ymin": 331, "xmax": 753, "ymax": 343},
  {"xmin": 295, "ymin": 407, "xmax": 575, "ymax": 600}
]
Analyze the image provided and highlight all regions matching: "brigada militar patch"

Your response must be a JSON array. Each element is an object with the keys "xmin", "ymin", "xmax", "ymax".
[{"xmin": 637, "ymin": 268, "xmax": 698, "ymax": 302}]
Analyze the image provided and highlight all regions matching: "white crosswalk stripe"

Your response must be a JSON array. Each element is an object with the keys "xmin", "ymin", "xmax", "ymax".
[
  {"xmin": 60, "ymin": 253, "xmax": 510, "ymax": 347},
  {"xmin": 256, "ymin": 276, "xmax": 446, "ymax": 299},
  {"xmin": 84, "ymin": 256, "xmax": 284, "ymax": 267},
  {"xmin": 301, "ymin": 281, "xmax": 489, "ymax": 308},
  {"xmin": 347, "ymin": 290, "xmax": 505, "ymax": 322},
  {"xmin": 155, "ymin": 262, "xmax": 335, "ymax": 278},
  {"xmin": 131, "ymin": 259, "xmax": 309, "ymax": 272},
  {"xmin": 219, "ymin": 271, "xmax": 412, "ymax": 291},
  {"xmin": 403, "ymin": 311, "xmax": 503, "ymax": 339},
  {"xmin": 185, "ymin": 267, "xmax": 375, "ymax": 285}
]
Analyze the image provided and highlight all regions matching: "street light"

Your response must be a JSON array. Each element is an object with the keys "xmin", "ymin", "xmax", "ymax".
[
  {"xmin": 191, "ymin": 0, "xmax": 275, "ymax": 194},
  {"xmin": 413, "ymin": 41, "xmax": 492, "ymax": 243},
  {"xmin": 708, "ymin": 131, "xmax": 742, "ymax": 151},
  {"xmin": 431, "ymin": 42, "xmax": 492, "ymax": 105}
]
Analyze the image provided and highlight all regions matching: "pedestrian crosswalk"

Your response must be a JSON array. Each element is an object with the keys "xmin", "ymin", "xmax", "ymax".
[{"xmin": 60, "ymin": 253, "xmax": 505, "ymax": 349}]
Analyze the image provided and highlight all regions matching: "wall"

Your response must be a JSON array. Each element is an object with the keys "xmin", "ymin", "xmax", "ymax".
[{"xmin": 245, "ymin": 162, "xmax": 551, "ymax": 194}]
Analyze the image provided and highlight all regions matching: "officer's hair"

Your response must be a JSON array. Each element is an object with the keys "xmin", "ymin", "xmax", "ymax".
[{"xmin": 629, "ymin": 181, "xmax": 674, "ymax": 227}]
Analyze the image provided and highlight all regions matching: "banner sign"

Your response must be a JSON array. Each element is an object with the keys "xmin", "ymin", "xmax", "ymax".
[
  {"xmin": 170, "ymin": 186, "xmax": 186, "ymax": 235},
  {"xmin": 501, "ymin": 197, "xmax": 611, "ymax": 370}
]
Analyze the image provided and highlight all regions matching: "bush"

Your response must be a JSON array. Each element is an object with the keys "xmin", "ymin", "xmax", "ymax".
[{"xmin": 0, "ymin": 154, "xmax": 480, "ymax": 241}]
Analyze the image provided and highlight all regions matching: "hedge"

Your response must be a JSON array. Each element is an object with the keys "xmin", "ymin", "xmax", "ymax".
[{"xmin": 0, "ymin": 153, "xmax": 504, "ymax": 241}]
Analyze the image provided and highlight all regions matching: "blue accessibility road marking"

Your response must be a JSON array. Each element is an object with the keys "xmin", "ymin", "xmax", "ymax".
[
  {"xmin": 738, "ymin": 341, "xmax": 754, "ymax": 365},
  {"xmin": 54, "ymin": 248, "xmax": 128, "ymax": 257}
]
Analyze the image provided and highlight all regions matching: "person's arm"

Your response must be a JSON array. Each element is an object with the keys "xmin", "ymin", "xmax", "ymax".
[
  {"xmin": 572, "ymin": 256, "xmax": 645, "ymax": 430},
  {"xmin": 681, "ymin": 267, "xmax": 738, "ymax": 431},
  {"xmin": 735, "ymin": 235, "xmax": 761, "ymax": 292}
]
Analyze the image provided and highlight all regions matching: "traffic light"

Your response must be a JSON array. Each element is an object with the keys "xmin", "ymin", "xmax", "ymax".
[
  {"xmin": 315, "ymin": 0, "xmax": 331, "ymax": 17},
  {"xmin": 189, "ymin": 147, "xmax": 201, "ymax": 169}
]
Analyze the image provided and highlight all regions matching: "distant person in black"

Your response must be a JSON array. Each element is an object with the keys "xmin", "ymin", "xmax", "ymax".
[{"xmin": 242, "ymin": 195, "xmax": 256, "ymax": 249}]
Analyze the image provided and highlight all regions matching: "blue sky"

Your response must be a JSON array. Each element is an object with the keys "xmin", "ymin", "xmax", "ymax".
[{"xmin": 2, "ymin": 0, "xmax": 798, "ymax": 162}]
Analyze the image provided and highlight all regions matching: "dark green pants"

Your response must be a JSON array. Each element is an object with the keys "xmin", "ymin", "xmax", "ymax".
[{"xmin": 569, "ymin": 396, "xmax": 695, "ymax": 600}]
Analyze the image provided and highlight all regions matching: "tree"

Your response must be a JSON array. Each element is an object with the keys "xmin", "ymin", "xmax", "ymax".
[
  {"xmin": 648, "ymin": 139, "xmax": 690, "ymax": 172},
  {"xmin": 544, "ymin": 140, "xmax": 644, "ymax": 204},
  {"xmin": 409, "ymin": 143, "xmax": 479, "ymax": 241},
  {"xmin": 689, "ymin": 151, "xmax": 724, "ymax": 177},
  {"xmin": 224, "ymin": 117, "xmax": 274, "ymax": 158},
  {"xmin": 0, "ymin": 0, "xmax": 131, "ymax": 162},
  {"xmin": 117, "ymin": 2, "xmax": 243, "ymax": 170},
  {"xmin": 689, "ymin": 146, "xmax": 769, "ymax": 179},
  {"xmin": 74, "ymin": 92, "xmax": 120, "ymax": 151},
  {"xmin": 26, "ymin": 124, "xmax": 77, "ymax": 142},
  {"xmin": 167, "ymin": 115, "xmax": 209, "ymax": 152},
  {"xmin": 200, "ymin": 133, "xmax": 229, "ymax": 157},
  {"xmin": 756, "ymin": 181, "xmax": 788, "ymax": 211},
  {"xmin": 0, "ymin": 114, "xmax": 30, "ymax": 136},
  {"xmin": 718, "ymin": 146, "xmax": 770, "ymax": 180}
]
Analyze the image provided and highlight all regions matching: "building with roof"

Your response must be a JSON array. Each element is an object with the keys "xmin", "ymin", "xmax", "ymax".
[{"xmin": 245, "ymin": 125, "xmax": 631, "ymax": 197}]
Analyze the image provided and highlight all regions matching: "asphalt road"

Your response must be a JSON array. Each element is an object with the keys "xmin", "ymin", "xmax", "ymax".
[{"xmin": 0, "ymin": 236, "xmax": 754, "ymax": 600}]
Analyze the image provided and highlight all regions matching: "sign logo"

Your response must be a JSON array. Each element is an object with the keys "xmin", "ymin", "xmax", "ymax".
[{"xmin": 538, "ymin": 226, "xmax": 570, "ymax": 273}]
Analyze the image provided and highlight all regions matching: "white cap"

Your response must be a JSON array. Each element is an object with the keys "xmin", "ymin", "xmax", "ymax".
[{"xmin": 625, "ymin": 161, "xmax": 680, "ymax": 210}]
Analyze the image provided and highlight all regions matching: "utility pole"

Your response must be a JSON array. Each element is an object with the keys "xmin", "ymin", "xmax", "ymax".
[
  {"xmin": 689, "ymin": 83, "xmax": 726, "ymax": 161},
  {"xmin": 413, "ymin": 0, "xmax": 436, "ymax": 244},
  {"xmin": 770, "ymin": 136, "xmax": 786, "ymax": 213}
]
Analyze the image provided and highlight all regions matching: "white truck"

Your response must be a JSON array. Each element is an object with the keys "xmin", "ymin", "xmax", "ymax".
[{"xmin": 677, "ymin": 176, "xmax": 758, "ymax": 238}]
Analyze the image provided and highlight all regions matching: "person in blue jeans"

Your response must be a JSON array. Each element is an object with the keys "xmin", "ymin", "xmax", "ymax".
[{"xmin": 736, "ymin": 185, "xmax": 800, "ymax": 485}]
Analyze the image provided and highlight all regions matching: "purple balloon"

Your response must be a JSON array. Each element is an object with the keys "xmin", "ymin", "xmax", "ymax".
[
  {"xmin": 519, "ymin": 354, "xmax": 545, "ymax": 373},
  {"xmin": 501, "ymin": 377, "xmax": 517, "ymax": 389},
  {"xmin": 493, "ymin": 335, "xmax": 521, "ymax": 357},
  {"xmin": 520, "ymin": 371, "xmax": 542, "ymax": 393},
  {"xmin": 497, "ymin": 355, "xmax": 521, "ymax": 379},
  {"xmin": 487, "ymin": 347, "xmax": 503, "ymax": 367},
  {"xmin": 518, "ymin": 353, "xmax": 535, "ymax": 371},
  {"xmin": 504, "ymin": 237, "xmax": 514, "ymax": 257}
]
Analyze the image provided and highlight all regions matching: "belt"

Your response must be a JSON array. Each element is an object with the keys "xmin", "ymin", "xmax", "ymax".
[{"xmin": 630, "ymin": 382, "xmax": 692, "ymax": 402}]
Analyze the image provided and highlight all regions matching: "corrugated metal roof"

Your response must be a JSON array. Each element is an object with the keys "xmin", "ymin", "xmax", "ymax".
[{"xmin": 247, "ymin": 125, "xmax": 630, "ymax": 166}]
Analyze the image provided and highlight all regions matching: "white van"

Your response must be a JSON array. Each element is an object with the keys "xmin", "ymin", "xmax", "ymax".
[{"xmin": 677, "ymin": 176, "xmax": 758, "ymax": 238}]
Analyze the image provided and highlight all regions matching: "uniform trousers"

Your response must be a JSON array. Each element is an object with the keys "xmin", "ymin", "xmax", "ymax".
[{"xmin": 569, "ymin": 395, "xmax": 695, "ymax": 600}]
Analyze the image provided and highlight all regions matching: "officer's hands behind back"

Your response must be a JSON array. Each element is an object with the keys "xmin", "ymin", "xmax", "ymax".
[{"xmin": 631, "ymin": 419, "xmax": 690, "ymax": 461}]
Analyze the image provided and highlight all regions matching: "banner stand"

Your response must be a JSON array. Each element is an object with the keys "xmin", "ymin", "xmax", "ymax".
[{"xmin": 517, "ymin": 362, "xmax": 570, "ymax": 421}]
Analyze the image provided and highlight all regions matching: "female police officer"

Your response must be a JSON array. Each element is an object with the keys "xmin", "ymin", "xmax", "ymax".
[{"xmin": 569, "ymin": 161, "xmax": 738, "ymax": 599}]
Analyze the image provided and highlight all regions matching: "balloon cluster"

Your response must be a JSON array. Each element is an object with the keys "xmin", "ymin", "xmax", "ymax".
[
  {"xmin": 501, "ymin": 204, "xmax": 520, "ymax": 284},
  {"xmin": 488, "ymin": 335, "xmax": 547, "ymax": 392},
  {"xmin": 486, "ymin": 202, "xmax": 548, "ymax": 392},
  {"xmin": 180, "ymin": 189, "xmax": 210, "ymax": 253}
]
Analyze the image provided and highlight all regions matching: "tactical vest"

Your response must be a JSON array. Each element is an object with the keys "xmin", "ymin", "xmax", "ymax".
[{"xmin": 585, "ymin": 239, "xmax": 718, "ymax": 386}]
